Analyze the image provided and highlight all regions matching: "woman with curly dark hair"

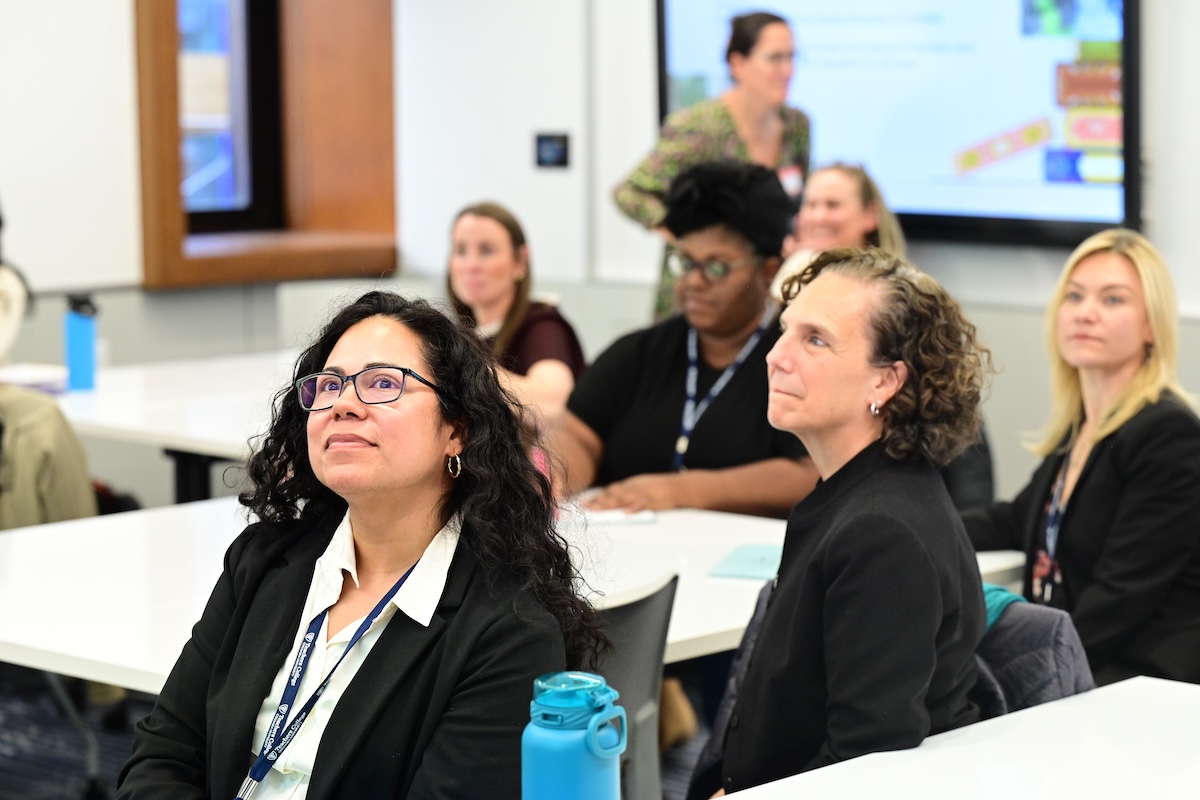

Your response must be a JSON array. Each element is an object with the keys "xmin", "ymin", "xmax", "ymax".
[
  {"xmin": 689, "ymin": 248, "xmax": 990, "ymax": 797},
  {"xmin": 117, "ymin": 292, "xmax": 607, "ymax": 800}
]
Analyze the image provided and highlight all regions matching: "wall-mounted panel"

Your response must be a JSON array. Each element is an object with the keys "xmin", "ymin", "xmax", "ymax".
[{"xmin": 395, "ymin": 0, "xmax": 589, "ymax": 283}]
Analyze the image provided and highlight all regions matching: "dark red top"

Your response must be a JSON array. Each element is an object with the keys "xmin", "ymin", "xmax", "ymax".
[{"xmin": 494, "ymin": 302, "xmax": 587, "ymax": 378}]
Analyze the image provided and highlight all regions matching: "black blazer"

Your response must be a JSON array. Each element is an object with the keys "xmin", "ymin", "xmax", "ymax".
[
  {"xmin": 116, "ymin": 513, "xmax": 565, "ymax": 800},
  {"xmin": 705, "ymin": 442, "xmax": 985, "ymax": 796},
  {"xmin": 963, "ymin": 395, "xmax": 1200, "ymax": 684}
]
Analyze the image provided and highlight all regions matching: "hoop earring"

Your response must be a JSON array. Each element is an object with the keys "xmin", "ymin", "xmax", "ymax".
[
  {"xmin": 869, "ymin": 402, "xmax": 881, "ymax": 417},
  {"xmin": 447, "ymin": 453, "xmax": 462, "ymax": 479}
]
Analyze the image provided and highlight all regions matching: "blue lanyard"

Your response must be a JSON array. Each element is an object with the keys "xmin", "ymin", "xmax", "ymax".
[
  {"xmin": 234, "ymin": 563, "xmax": 417, "ymax": 800},
  {"xmin": 1045, "ymin": 451, "xmax": 1071, "ymax": 558},
  {"xmin": 672, "ymin": 303, "xmax": 776, "ymax": 471}
]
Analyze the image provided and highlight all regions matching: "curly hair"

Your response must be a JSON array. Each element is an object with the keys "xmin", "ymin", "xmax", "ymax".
[
  {"xmin": 240, "ymin": 291, "xmax": 608, "ymax": 669},
  {"xmin": 783, "ymin": 248, "xmax": 993, "ymax": 468},
  {"xmin": 661, "ymin": 160, "xmax": 794, "ymax": 258}
]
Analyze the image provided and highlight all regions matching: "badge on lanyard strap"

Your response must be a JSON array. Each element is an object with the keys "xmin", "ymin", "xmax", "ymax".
[
  {"xmin": 1033, "ymin": 453, "xmax": 1069, "ymax": 605},
  {"xmin": 234, "ymin": 562, "xmax": 417, "ymax": 800},
  {"xmin": 672, "ymin": 302, "xmax": 776, "ymax": 472},
  {"xmin": 777, "ymin": 164, "xmax": 804, "ymax": 198}
]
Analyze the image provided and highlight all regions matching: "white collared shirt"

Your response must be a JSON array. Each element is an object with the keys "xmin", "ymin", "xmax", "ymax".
[{"xmin": 246, "ymin": 512, "xmax": 460, "ymax": 799}]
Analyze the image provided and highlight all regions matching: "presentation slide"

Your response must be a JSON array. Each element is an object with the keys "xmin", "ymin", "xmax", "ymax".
[{"xmin": 663, "ymin": 0, "xmax": 1127, "ymax": 225}]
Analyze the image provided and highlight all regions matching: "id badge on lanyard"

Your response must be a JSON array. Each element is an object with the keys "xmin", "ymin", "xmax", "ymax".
[
  {"xmin": 1033, "ymin": 458, "xmax": 1068, "ymax": 604},
  {"xmin": 777, "ymin": 164, "xmax": 804, "ymax": 199}
]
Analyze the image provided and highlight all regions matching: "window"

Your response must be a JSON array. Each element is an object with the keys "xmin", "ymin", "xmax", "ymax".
[
  {"xmin": 135, "ymin": 0, "xmax": 395, "ymax": 289},
  {"xmin": 177, "ymin": 0, "xmax": 283, "ymax": 233}
]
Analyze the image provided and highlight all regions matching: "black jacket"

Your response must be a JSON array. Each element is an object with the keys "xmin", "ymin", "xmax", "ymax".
[
  {"xmin": 116, "ymin": 512, "xmax": 565, "ymax": 800},
  {"xmin": 963, "ymin": 394, "xmax": 1200, "ymax": 685},
  {"xmin": 706, "ymin": 442, "xmax": 985, "ymax": 796}
]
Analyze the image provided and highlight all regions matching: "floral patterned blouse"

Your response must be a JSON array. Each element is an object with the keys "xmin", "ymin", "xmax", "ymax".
[
  {"xmin": 612, "ymin": 98, "xmax": 811, "ymax": 318},
  {"xmin": 613, "ymin": 98, "xmax": 811, "ymax": 229}
]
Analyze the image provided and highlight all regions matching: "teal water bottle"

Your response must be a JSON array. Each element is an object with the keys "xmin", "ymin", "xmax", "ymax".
[
  {"xmin": 65, "ymin": 294, "xmax": 98, "ymax": 390},
  {"xmin": 522, "ymin": 671, "xmax": 626, "ymax": 800}
]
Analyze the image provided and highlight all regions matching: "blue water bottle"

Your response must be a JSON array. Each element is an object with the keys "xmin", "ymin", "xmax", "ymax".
[
  {"xmin": 65, "ymin": 294, "xmax": 98, "ymax": 390},
  {"xmin": 522, "ymin": 671, "xmax": 626, "ymax": 800}
]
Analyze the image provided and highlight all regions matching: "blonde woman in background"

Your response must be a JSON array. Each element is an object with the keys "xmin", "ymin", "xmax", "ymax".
[
  {"xmin": 964, "ymin": 229, "xmax": 1200, "ymax": 685},
  {"xmin": 771, "ymin": 162, "xmax": 905, "ymax": 300}
]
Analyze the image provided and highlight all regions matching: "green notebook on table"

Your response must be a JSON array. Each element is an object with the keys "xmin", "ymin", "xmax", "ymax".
[{"xmin": 709, "ymin": 544, "xmax": 783, "ymax": 580}]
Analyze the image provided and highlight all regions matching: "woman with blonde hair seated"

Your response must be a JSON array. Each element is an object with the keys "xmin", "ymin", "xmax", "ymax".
[
  {"xmin": 964, "ymin": 229, "xmax": 1200, "ymax": 685},
  {"xmin": 771, "ymin": 161, "xmax": 904, "ymax": 299}
]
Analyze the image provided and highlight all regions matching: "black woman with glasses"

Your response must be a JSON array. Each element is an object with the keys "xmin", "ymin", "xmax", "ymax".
[
  {"xmin": 117, "ymin": 292, "xmax": 608, "ymax": 800},
  {"xmin": 550, "ymin": 160, "xmax": 816, "ymax": 519}
]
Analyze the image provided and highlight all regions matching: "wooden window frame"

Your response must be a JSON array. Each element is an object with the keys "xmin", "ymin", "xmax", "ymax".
[{"xmin": 136, "ymin": 0, "xmax": 396, "ymax": 289}]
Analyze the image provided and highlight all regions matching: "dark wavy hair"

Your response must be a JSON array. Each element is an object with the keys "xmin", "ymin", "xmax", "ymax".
[
  {"xmin": 783, "ymin": 248, "xmax": 993, "ymax": 468},
  {"xmin": 240, "ymin": 291, "xmax": 607, "ymax": 669},
  {"xmin": 662, "ymin": 160, "xmax": 794, "ymax": 258},
  {"xmin": 726, "ymin": 11, "xmax": 789, "ymax": 62}
]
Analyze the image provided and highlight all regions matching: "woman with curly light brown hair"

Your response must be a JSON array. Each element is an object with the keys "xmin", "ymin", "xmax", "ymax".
[{"xmin": 689, "ymin": 247, "xmax": 991, "ymax": 798}]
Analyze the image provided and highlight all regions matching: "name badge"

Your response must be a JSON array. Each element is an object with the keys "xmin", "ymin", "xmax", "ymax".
[{"xmin": 777, "ymin": 165, "xmax": 804, "ymax": 198}]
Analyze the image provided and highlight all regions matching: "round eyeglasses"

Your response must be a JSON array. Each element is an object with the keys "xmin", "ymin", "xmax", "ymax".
[
  {"xmin": 295, "ymin": 366, "xmax": 440, "ymax": 411},
  {"xmin": 666, "ymin": 250, "xmax": 760, "ymax": 283}
]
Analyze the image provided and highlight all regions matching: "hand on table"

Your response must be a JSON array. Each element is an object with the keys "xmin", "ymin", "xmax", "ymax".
[{"xmin": 582, "ymin": 474, "xmax": 684, "ymax": 513}]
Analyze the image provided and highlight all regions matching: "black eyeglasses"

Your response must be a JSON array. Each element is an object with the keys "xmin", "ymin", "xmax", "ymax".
[
  {"xmin": 666, "ymin": 250, "xmax": 760, "ymax": 282},
  {"xmin": 295, "ymin": 366, "xmax": 439, "ymax": 412}
]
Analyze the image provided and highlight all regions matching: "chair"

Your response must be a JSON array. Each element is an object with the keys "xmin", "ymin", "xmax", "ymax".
[
  {"xmin": 976, "ymin": 601, "xmax": 1094, "ymax": 713},
  {"xmin": 686, "ymin": 579, "xmax": 773, "ymax": 800},
  {"xmin": 594, "ymin": 573, "xmax": 678, "ymax": 800}
]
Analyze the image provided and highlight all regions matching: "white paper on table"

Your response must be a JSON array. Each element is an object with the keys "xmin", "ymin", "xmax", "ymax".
[{"xmin": 557, "ymin": 491, "xmax": 657, "ymax": 531}]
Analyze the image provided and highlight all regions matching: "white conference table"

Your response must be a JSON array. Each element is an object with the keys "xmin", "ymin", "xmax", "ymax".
[
  {"xmin": 0, "ymin": 498, "xmax": 1024, "ymax": 695},
  {"xmin": 56, "ymin": 350, "xmax": 296, "ymax": 502},
  {"xmin": 737, "ymin": 675, "xmax": 1200, "ymax": 798}
]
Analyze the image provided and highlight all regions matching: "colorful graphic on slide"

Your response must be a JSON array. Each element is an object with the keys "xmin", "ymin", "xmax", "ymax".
[
  {"xmin": 959, "ymin": 2, "xmax": 1123, "ymax": 185},
  {"xmin": 955, "ymin": 119, "xmax": 1053, "ymax": 175},
  {"xmin": 663, "ymin": 0, "xmax": 1129, "ymax": 223}
]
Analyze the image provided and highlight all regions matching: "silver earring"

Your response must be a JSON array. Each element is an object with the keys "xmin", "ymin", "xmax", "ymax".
[
  {"xmin": 447, "ymin": 453, "xmax": 462, "ymax": 478},
  {"xmin": 869, "ymin": 402, "xmax": 880, "ymax": 417}
]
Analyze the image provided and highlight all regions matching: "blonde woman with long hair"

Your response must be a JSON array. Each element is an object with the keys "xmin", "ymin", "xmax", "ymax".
[{"xmin": 964, "ymin": 229, "xmax": 1200, "ymax": 686}]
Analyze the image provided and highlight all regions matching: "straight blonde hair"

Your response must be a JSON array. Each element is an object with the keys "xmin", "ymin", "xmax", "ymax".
[{"xmin": 1033, "ymin": 228, "xmax": 1188, "ymax": 456}]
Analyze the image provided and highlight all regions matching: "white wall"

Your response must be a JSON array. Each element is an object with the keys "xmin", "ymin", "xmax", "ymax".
[
  {"xmin": 0, "ymin": 1, "xmax": 143, "ymax": 292},
  {"xmin": 395, "ymin": 0, "xmax": 591, "ymax": 283}
]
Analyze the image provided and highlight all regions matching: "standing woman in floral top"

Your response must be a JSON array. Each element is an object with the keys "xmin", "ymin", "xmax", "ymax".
[{"xmin": 614, "ymin": 11, "xmax": 810, "ymax": 319}]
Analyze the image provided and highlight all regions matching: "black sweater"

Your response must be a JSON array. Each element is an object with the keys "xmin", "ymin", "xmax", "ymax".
[{"xmin": 715, "ymin": 441, "xmax": 985, "ymax": 795}]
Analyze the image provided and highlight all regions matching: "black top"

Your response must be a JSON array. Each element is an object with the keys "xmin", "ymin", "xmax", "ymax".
[
  {"xmin": 495, "ymin": 302, "xmax": 586, "ymax": 379},
  {"xmin": 963, "ymin": 393, "xmax": 1200, "ymax": 684},
  {"xmin": 566, "ymin": 314, "xmax": 805, "ymax": 486},
  {"xmin": 116, "ymin": 513, "xmax": 564, "ymax": 800},
  {"xmin": 715, "ymin": 441, "xmax": 985, "ymax": 795}
]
